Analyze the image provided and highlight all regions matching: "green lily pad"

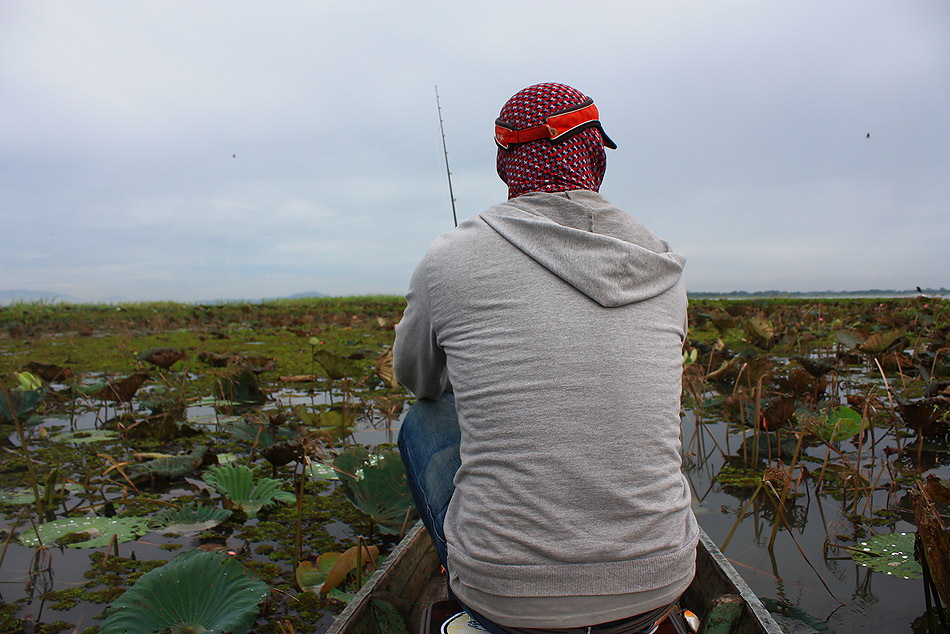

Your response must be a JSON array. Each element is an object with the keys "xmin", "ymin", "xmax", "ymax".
[
  {"xmin": 129, "ymin": 445, "xmax": 209, "ymax": 480},
  {"xmin": 203, "ymin": 464, "xmax": 296, "ymax": 519},
  {"xmin": 99, "ymin": 549, "xmax": 270, "ymax": 634},
  {"xmin": 229, "ymin": 419, "xmax": 298, "ymax": 448},
  {"xmin": 850, "ymin": 532, "xmax": 922, "ymax": 579},
  {"xmin": 800, "ymin": 405, "xmax": 864, "ymax": 442},
  {"xmin": 0, "ymin": 483, "xmax": 85, "ymax": 506},
  {"xmin": 0, "ymin": 387, "xmax": 45, "ymax": 425},
  {"xmin": 295, "ymin": 552, "xmax": 339, "ymax": 592},
  {"xmin": 150, "ymin": 502, "xmax": 232, "ymax": 533},
  {"xmin": 51, "ymin": 429, "xmax": 120, "ymax": 444},
  {"xmin": 313, "ymin": 350, "xmax": 351, "ymax": 380},
  {"xmin": 19, "ymin": 515, "xmax": 149, "ymax": 548},
  {"xmin": 334, "ymin": 446, "xmax": 416, "ymax": 535},
  {"xmin": 834, "ymin": 329, "xmax": 863, "ymax": 349},
  {"xmin": 304, "ymin": 462, "xmax": 339, "ymax": 481}
]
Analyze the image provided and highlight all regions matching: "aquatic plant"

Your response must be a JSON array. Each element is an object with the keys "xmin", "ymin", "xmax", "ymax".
[
  {"xmin": 19, "ymin": 516, "xmax": 149, "ymax": 549},
  {"xmin": 135, "ymin": 347, "xmax": 186, "ymax": 370},
  {"xmin": 333, "ymin": 446, "xmax": 416, "ymax": 535},
  {"xmin": 296, "ymin": 543, "xmax": 380, "ymax": 595},
  {"xmin": 202, "ymin": 464, "xmax": 296, "ymax": 518},
  {"xmin": 99, "ymin": 549, "xmax": 270, "ymax": 634},
  {"xmin": 129, "ymin": 445, "xmax": 209, "ymax": 481},
  {"xmin": 0, "ymin": 373, "xmax": 45, "ymax": 425},
  {"xmin": 150, "ymin": 502, "xmax": 232, "ymax": 533},
  {"xmin": 216, "ymin": 366, "xmax": 267, "ymax": 403},
  {"xmin": 847, "ymin": 532, "xmax": 922, "ymax": 579},
  {"xmin": 799, "ymin": 405, "xmax": 865, "ymax": 442}
]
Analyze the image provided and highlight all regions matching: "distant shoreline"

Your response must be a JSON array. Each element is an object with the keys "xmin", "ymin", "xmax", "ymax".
[
  {"xmin": 687, "ymin": 288, "xmax": 949, "ymax": 300},
  {"xmin": 1, "ymin": 288, "xmax": 948, "ymax": 306}
]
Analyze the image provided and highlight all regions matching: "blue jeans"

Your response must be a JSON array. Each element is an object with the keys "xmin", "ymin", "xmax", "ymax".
[{"xmin": 397, "ymin": 392, "xmax": 461, "ymax": 567}]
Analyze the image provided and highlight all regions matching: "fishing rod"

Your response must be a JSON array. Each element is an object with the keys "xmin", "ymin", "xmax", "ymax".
[{"xmin": 435, "ymin": 85, "xmax": 458, "ymax": 227}]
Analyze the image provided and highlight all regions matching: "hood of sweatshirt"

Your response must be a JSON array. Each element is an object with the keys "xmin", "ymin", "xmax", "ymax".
[{"xmin": 479, "ymin": 190, "xmax": 685, "ymax": 308}]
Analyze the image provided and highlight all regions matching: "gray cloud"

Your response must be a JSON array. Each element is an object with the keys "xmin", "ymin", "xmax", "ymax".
[{"xmin": 2, "ymin": 0, "xmax": 948, "ymax": 302}]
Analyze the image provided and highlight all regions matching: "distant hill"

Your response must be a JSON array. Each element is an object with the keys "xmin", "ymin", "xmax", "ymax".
[
  {"xmin": 0, "ymin": 289, "xmax": 76, "ymax": 305},
  {"xmin": 282, "ymin": 291, "xmax": 326, "ymax": 299}
]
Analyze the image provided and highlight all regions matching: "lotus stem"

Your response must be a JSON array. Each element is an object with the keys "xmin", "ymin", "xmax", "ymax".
[
  {"xmin": 763, "ymin": 481, "xmax": 843, "ymax": 604},
  {"xmin": 295, "ymin": 466, "xmax": 304, "ymax": 568},
  {"xmin": 873, "ymin": 357, "xmax": 903, "ymax": 458},
  {"xmin": 0, "ymin": 507, "xmax": 27, "ymax": 570},
  {"xmin": 721, "ymin": 481, "xmax": 764, "ymax": 552}
]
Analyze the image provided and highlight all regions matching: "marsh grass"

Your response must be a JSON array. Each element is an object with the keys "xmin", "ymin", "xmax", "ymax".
[{"xmin": 1, "ymin": 295, "xmax": 949, "ymax": 633}]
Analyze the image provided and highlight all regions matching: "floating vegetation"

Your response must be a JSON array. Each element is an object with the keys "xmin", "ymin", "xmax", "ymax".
[
  {"xmin": 848, "ymin": 532, "xmax": 922, "ymax": 579},
  {"xmin": 1, "ymin": 295, "xmax": 949, "ymax": 634},
  {"xmin": 19, "ymin": 515, "xmax": 149, "ymax": 548},
  {"xmin": 128, "ymin": 445, "xmax": 209, "ymax": 480},
  {"xmin": 150, "ymin": 502, "xmax": 232, "ymax": 533},
  {"xmin": 799, "ymin": 405, "xmax": 865, "ymax": 442},
  {"xmin": 50, "ymin": 429, "xmax": 121, "ymax": 444},
  {"xmin": 202, "ymin": 463, "xmax": 296, "ymax": 518},
  {"xmin": 334, "ymin": 446, "xmax": 416, "ymax": 535},
  {"xmin": 296, "ymin": 543, "xmax": 380, "ymax": 595},
  {"xmin": 99, "ymin": 550, "xmax": 270, "ymax": 634}
]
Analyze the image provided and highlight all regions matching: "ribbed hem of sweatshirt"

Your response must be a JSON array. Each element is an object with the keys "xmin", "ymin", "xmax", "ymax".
[{"xmin": 446, "ymin": 528, "xmax": 698, "ymax": 597}]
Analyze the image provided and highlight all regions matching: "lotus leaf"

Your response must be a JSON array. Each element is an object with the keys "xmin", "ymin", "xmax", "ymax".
[
  {"xmin": 99, "ymin": 549, "xmax": 270, "ymax": 634},
  {"xmin": 849, "ymin": 532, "xmax": 922, "ymax": 579},
  {"xmin": 858, "ymin": 330, "xmax": 903, "ymax": 355},
  {"xmin": 760, "ymin": 598, "xmax": 832, "ymax": 634},
  {"xmin": 738, "ymin": 432, "xmax": 799, "ymax": 462},
  {"xmin": 912, "ymin": 485, "xmax": 950, "ymax": 605},
  {"xmin": 129, "ymin": 445, "xmax": 208, "ymax": 480},
  {"xmin": 295, "ymin": 403, "xmax": 355, "ymax": 429},
  {"xmin": 150, "ymin": 502, "xmax": 232, "ymax": 533},
  {"xmin": 216, "ymin": 366, "xmax": 266, "ymax": 403},
  {"xmin": 334, "ymin": 446, "xmax": 416, "ymax": 534},
  {"xmin": 896, "ymin": 397, "xmax": 950, "ymax": 436},
  {"xmin": 799, "ymin": 406, "xmax": 864, "ymax": 442},
  {"xmin": 202, "ymin": 464, "xmax": 295, "ymax": 518},
  {"xmin": 19, "ymin": 515, "xmax": 149, "ymax": 548},
  {"xmin": 230, "ymin": 419, "xmax": 298, "ymax": 448},
  {"xmin": 304, "ymin": 461, "xmax": 339, "ymax": 481},
  {"xmin": 296, "ymin": 544, "xmax": 380, "ymax": 593},
  {"xmin": 296, "ymin": 553, "xmax": 338, "ymax": 592},
  {"xmin": 0, "ymin": 482, "xmax": 84, "ymax": 506},
  {"xmin": 744, "ymin": 316, "xmax": 774, "ymax": 347},
  {"xmin": 0, "ymin": 386, "xmax": 45, "ymax": 425},
  {"xmin": 375, "ymin": 348, "xmax": 399, "ymax": 388},
  {"xmin": 51, "ymin": 429, "xmax": 120, "ymax": 444},
  {"xmin": 16, "ymin": 371, "xmax": 43, "ymax": 391},
  {"xmin": 834, "ymin": 329, "xmax": 863, "ymax": 350},
  {"xmin": 313, "ymin": 350, "xmax": 351, "ymax": 380},
  {"xmin": 320, "ymin": 544, "xmax": 379, "ymax": 593}
]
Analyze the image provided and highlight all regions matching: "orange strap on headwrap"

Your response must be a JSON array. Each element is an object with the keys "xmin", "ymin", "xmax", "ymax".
[{"xmin": 494, "ymin": 98, "xmax": 617, "ymax": 150}]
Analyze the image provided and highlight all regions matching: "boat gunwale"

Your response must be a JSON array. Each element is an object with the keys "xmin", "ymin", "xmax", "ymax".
[{"xmin": 326, "ymin": 521, "xmax": 784, "ymax": 634}]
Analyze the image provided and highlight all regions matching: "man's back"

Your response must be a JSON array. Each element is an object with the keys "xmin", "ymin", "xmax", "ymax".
[{"xmin": 395, "ymin": 189, "xmax": 697, "ymax": 616}]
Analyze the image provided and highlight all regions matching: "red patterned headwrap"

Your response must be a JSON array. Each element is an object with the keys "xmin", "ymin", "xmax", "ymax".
[{"xmin": 495, "ymin": 83, "xmax": 615, "ymax": 200}]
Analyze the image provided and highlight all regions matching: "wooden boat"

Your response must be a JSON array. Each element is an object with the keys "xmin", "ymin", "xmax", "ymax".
[{"xmin": 326, "ymin": 521, "xmax": 783, "ymax": 634}]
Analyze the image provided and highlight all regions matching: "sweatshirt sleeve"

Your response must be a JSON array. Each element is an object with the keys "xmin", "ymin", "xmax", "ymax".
[{"xmin": 394, "ymin": 257, "xmax": 450, "ymax": 399}]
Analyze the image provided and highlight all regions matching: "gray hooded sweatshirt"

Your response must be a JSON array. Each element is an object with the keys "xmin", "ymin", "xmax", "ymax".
[{"xmin": 394, "ymin": 190, "xmax": 698, "ymax": 628}]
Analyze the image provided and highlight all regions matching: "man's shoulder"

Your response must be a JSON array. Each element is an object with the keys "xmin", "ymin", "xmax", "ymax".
[{"xmin": 424, "ymin": 208, "xmax": 505, "ymax": 257}]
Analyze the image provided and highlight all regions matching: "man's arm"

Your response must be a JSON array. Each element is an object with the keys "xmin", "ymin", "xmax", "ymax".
[{"xmin": 394, "ymin": 259, "xmax": 450, "ymax": 399}]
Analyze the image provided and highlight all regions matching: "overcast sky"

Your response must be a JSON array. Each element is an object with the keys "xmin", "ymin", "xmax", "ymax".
[{"xmin": 1, "ymin": 1, "xmax": 948, "ymax": 303}]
